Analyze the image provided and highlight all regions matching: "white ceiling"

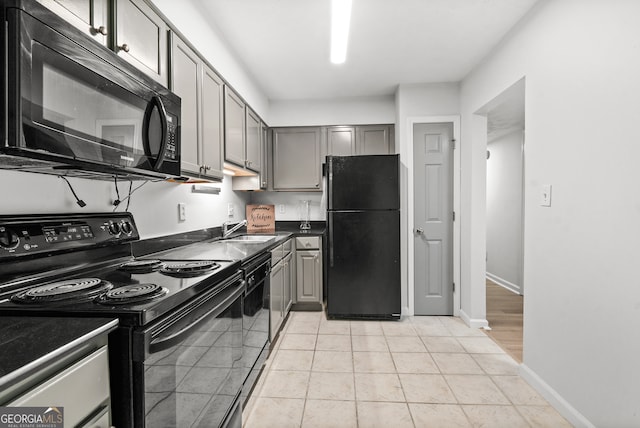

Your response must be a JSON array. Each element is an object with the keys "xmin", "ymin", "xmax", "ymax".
[{"xmin": 195, "ymin": 0, "xmax": 539, "ymax": 101}]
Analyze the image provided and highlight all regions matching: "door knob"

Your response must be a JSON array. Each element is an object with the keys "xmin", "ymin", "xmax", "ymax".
[{"xmin": 416, "ymin": 228, "xmax": 424, "ymax": 234}]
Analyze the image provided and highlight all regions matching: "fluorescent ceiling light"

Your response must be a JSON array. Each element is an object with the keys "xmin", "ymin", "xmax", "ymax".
[{"xmin": 331, "ymin": 0, "xmax": 352, "ymax": 64}]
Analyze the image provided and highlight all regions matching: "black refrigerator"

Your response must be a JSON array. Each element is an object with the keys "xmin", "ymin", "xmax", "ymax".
[{"xmin": 326, "ymin": 154, "xmax": 401, "ymax": 319}]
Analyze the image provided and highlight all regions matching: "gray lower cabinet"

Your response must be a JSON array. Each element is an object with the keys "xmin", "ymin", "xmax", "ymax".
[
  {"xmin": 115, "ymin": 0, "xmax": 168, "ymax": 86},
  {"xmin": 37, "ymin": 0, "xmax": 109, "ymax": 45},
  {"xmin": 171, "ymin": 34, "xmax": 224, "ymax": 180},
  {"xmin": 270, "ymin": 239, "xmax": 294, "ymax": 340},
  {"xmin": 296, "ymin": 237, "xmax": 323, "ymax": 308},
  {"xmin": 8, "ymin": 346, "xmax": 111, "ymax": 427},
  {"xmin": 272, "ymin": 127, "xmax": 322, "ymax": 191},
  {"xmin": 269, "ymin": 258, "xmax": 284, "ymax": 341}
]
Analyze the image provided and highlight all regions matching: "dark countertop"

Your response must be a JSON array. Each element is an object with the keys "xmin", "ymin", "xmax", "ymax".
[
  {"xmin": 0, "ymin": 317, "xmax": 118, "ymax": 398},
  {"xmin": 134, "ymin": 221, "xmax": 326, "ymax": 261}
]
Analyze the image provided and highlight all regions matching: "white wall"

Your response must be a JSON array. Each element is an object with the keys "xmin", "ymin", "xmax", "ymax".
[
  {"xmin": 486, "ymin": 130, "xmax": 523, "ymax": 293},
  {"xmin": 250, "ymin": 192, "xmax": 325, "ymax": 222},
  {"xmin": 395, "ymin": 83, "xmax": 460, "ymax": 316},
  {"xmin": 460, "ymin": 0, "xmax": 640, "ymax": 425},
  {"xmin": 0, "ymin": 170, "xmax": 249, "ymax": 239},
  {"xmin": 253, "ymin": 95, "xmax": 396, "ymax": 222},
  {"xmin": 150, "ymin": 0, "xmax": 270, "ymax": 120},
  {"xmin": 268, "ymin": 96, "xmax": 395, "ymax": 127},
  {"xmin": 0, "ymin": 0, "xmax": 273, "ymax": 238}
]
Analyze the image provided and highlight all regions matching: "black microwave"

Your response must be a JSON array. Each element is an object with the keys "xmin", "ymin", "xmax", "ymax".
[{"xmin": 0, "ymin": 1, "xmax": 181, "ymax": 180}]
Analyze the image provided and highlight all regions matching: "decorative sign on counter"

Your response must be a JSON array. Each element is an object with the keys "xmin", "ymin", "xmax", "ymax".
[{"xmin": 246, "ymin": 204, "xmax": 275, "ymax": 232}]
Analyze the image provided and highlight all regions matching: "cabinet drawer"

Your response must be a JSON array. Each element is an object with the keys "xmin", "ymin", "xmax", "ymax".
[
  {"xmin": 271, "ymin": 243, "xmax": 284, "ymax": 265},
  {"xmin": 296, "ymin": 236, "xmax": 320, "ymax": 250},
  {"xmin": 9, "ymin": 347, "xmax": 110, "ymax": 427},
  {"xmin": 283, "ymin": 238, "xmax": 293, "ymax": 255}
]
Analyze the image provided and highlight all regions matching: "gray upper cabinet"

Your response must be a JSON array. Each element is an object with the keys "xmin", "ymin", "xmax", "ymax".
[
  {"xmin": 356, "ymin": 125, "xmax": 395, "ymax": 154},
  {"xmin": 272, "ymin": 127, "xmax": 322, "ymax": 191},
  {"xmin": 171, "ymin": 34, "xmax": 199, "ymax": 175},
  {"xmin": 327, "ymin": 126, "xmax": 356, "ymax": 156},
  {"xmin": 224, "ymin": 86, "xmax": 246, "ymax": 168},
  {"xmin": 115, "ymin": 0, "xmax": 168, "ymax": 86},
  {"xmin": 200, "ymin": 66, "xmax": 225, "ymax": 179},
  {"xmin": 37, "ymin": 0, "xmax": 109, "ymax": 45},
  {"xmin": 259, "ymin": 121, "xmax": 269, "ymax": 189},
  {"xmin": 170, "ymin": 33, "xmax": 223, "ymax": 180},
  {"xmin": 245, "ymin": 108, "xmax": 261, "ymax": 172}
]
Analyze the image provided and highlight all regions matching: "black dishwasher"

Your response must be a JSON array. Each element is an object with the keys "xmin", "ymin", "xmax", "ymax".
[{"xmin": 239, "ymin": 252, "xmax": 271, "ymax": 407}]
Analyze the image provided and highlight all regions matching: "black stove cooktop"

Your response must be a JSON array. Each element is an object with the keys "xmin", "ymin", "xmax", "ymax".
[{"xmin": 0, "ymin": 213, "xmax": 241, "ymax": 326}]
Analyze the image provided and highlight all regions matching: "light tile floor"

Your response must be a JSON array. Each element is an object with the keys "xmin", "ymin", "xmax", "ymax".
[{"xmin": 243, "ymin": 312, "xmax": 572, "ymax": 428}]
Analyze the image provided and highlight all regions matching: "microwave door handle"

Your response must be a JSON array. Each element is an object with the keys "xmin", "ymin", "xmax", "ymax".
[{"xmin": 143, "ymin": 96, "xmax": 168, "ymax": 171}]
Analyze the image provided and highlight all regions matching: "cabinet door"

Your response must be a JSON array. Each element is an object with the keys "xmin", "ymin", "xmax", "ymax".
[
  {"xmin": 224, "ymin": 87, "xmax": 246, "ymax": 167},
  {"xmin": 269, "ymin": 262, "xmax": 284, "ymax": 340},
  {"xmin": 170, "ymin": 34, "xmax": 200, "ymax": 176},
  {"xmin": 259, "ymin": 121, "xmax": 269, "ymax": 189},
  {"xmin": 356, "ymin": 125, "xmax": 394, "ymax": 155},
  {"xmin": 38, "ymin": 0, "xmax": 109, "ymax": 45},
  {"xmin": 115, "ymin": 0, "xmax": 168, "ymax": 86},
  {"xmin": 296, "ymin": 250, "xmax": 321, "ymax": 303},
  {"xmin": 327, "ymin": 126, "xmax": 356, "ymax": 156},
  {"xmin": 201, "ymin": 66, "xmax": 224, "ymax": 180},
  {"xmin": 283, "ymin": 252, "xmax": 293, "ymax": 314},
  {"xmin": 272, "ymin": 128, "xmax": 322, "ymax": 191},
  {"xmin": 245, "ymin": 108, "xmax": 261, "ymax": 172}
]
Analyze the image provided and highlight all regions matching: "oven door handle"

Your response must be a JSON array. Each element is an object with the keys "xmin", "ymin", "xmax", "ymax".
[{"xmin": 148, "ymin": 281, "xmax": 244, "ymax": 354}]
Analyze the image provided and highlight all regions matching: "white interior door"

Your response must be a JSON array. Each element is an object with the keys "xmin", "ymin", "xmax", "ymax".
[{"xmin": 413, "ymin": 122, "xmax": 454, "ymax": 315}]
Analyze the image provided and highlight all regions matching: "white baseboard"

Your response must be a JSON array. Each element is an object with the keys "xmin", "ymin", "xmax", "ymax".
[
  {"xmin": 486, "ymin": 272, "xmax": 522, "ymax": 295},
  {"xmin": 519, "ymin": 364, "xmax": 595, "ymax": 428},
  {"xmin": 459, "ymin": 309, "xmax": 489, "ymax": 329}
]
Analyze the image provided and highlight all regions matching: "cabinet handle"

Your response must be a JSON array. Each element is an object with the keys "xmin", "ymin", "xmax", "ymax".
[
  {"xmin": 315, "ymin": 183, "xmax": 319, "ymax": 188},
  {"xmin": 119, "ymin": 43, "xmax": 130, "ymax": 53},
  {"xmin": 91, "ymin": 25, "xmax": 108, "ymax": 36}
]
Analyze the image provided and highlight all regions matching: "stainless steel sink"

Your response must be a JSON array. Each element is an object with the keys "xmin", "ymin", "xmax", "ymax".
[{"xmin": 223, "ymin": 235, "xmax": 277, "ymax": 244}]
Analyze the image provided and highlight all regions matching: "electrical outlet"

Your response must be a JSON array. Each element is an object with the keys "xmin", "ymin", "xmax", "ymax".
[
  {"xmin": 279, "ymin": 204, "xmax": 285, "ymax": 214},
  {"xmin": 227, "ymin": 203, "xmax": 234, "ymax": 217},
  {"xmin": 178, "ymin": 203, "xmax": 186, "ymax": 221}
]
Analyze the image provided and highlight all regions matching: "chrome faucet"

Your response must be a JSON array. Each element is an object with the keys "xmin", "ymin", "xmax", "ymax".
[{"xmin": 222, "ymin": 219, "xmax": 247, "ymax": 238}]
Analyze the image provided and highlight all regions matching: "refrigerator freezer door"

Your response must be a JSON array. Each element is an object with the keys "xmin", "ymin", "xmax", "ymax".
[
  {"xmin": 327, "ymin": 210, "xmax": 400, "ymax": 318},
  {"xmin": 327, "ymin": 155, "xmax": 400, "ymax": 211}
]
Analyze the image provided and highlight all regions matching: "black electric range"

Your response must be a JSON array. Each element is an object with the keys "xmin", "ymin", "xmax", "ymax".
[{"xmin": 0, "ymin": 213, "xmax": 245, "ymax": 428}]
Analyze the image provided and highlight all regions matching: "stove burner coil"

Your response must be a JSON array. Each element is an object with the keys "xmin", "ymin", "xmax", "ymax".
[
  {"xmin": 160, "ymin": 260, "xmax": 220, "ymax": 278},
  {"xmin": 11, "ymin": 278, "xmax": 113, "ymax": 304},
  {"xmin": 95, "ymin": 283, "xmax": 168, "ymax": 305},
  {"xmin": 118, "ymin": 259, "xmax": 165, "ymax": 273}
]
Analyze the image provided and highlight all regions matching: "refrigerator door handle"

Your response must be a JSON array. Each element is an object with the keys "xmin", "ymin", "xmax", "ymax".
[
  {"xmin": 327, "ymin": 157, "xmax": 333, "ymax": 210},
  {"xmin": 328, "ymin": 214, "xmax": 334, "ymax": 267}
]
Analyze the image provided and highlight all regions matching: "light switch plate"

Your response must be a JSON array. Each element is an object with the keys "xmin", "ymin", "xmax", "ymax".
[
  {"xmin": 541, "ymin": 184, "xmax": 552, "ymax": 207},
  {"xmin": 178, "ymin": 203, "xmax": 186, "ymax": 221},
  {"xmin": 227, "ymin": 203, "xmax": 234, "ymax": 217}
]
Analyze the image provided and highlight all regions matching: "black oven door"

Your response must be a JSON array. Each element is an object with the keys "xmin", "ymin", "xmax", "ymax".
[
  {"xmin": 5, "ymin": 7, "xmax": 180, "ymax": 177},
  {"xmin": 133, "ymin": 274, "xmax": 244, "ymax": 428}
]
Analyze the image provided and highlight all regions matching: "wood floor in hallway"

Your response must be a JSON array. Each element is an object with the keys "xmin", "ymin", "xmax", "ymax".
[{"xmin": 485, "ymin": 279, "xmax": 523, "ymax": 362}]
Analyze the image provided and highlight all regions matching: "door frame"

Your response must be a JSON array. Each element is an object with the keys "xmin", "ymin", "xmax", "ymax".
[{"xmin": 406, "ymin": 116, "xmax": 461, "ymax": 316}]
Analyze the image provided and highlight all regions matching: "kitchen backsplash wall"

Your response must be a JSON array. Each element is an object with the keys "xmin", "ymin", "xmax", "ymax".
[
  {"xmin": 0, "ymin": 170, "xmax": 250, "ymax": 239},
  {"xmin": 250, "ymin": 191, "xmax": 325, "ymax": 222}
]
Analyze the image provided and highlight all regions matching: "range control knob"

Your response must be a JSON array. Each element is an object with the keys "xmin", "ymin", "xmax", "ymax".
[
  {"xmin": 0, "ymin": 227, "xmax": 19, "ymax": 249},
  {"xmin": 108, "ymin": 222, "xmax": 121, "ymax": 235},
  {"xmin": 120, "ymin": 221, "xmax": 133, "ymax": 235}
]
